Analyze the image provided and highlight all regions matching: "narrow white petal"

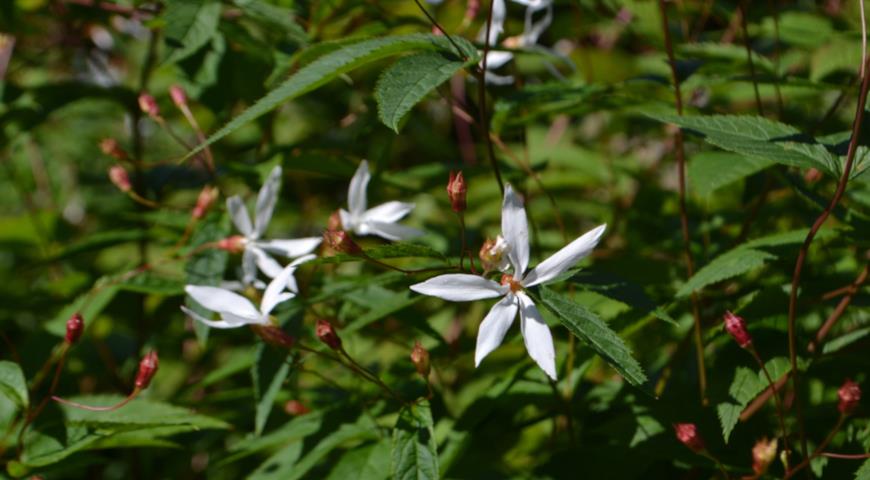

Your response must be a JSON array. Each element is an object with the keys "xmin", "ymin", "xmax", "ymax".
[
  {"xmin": 254, "ymin": 166, "xmax": 282, "ymax": 237},
  {"xmin": 184, "ymin": 285, "xmax": 260, "ymax": 319},
  {"xmin": 363, "ymin": 221, "xmax": 423, "ymax": 241},
  {"xmin": 256, "ymin": 237, "xmax": 322, "ymax": 258},
  {"xmin": 250, "ymin": 246, "xmax": 284, "ymax": 279},
  {"xmin": 523, "ymin": 3, "xmax": 553, "ymax": 45},
  {"xmin": 486, "ymin": 51, "xmax": 514, "ymax": 70},
  {"xmin": 261, "ymin": 263, "xmax": 299, "ymax": 315},
  {"xmin": 501, "ymin": 184, "xmax": 530, "ymax": 276},
  {"xmin": 523, "ymin": 224, "xmax": 606, "ymax": 287},
  {"xmin": 475, "ymin": 295, "xmax": 518, "ymax": 366},
  {"xmin": 241, "ymin": 248, "xmax": 257, "ymax": 285},
  {"xmin": 348, "ymin": 160, "xmax": 370, "ymax": 219},
  {"xmin": 410, "ymin": 274, "xmax": 506, "ymax": 301},
  {"xmin": 338, "ymin": 209, "xmax": 355, "ymax": 231},
  {"xmin": 261, "ymin": 290, "xmax": 295, "ymax": 316},
  {"xmin": 362, "ymin": 201, "xmax": 415, "ymax": 224},
  {"xmin": 478, "ymin": 0, "xmax": 506, "ymax": 44},
  {"xmin": 283, "ymin": 254, "xmax": 315, "ymax": 293},
  {"xmin": 180, "ymin": 305, "xmax": 239, "ymax": 329},
  {"xmin": 517, "ymin": 293, "xmax": 557, "ymax": 380},
  {"xmin": 227, "ymin": 196, "xmax": 253, "ymax": 236}
]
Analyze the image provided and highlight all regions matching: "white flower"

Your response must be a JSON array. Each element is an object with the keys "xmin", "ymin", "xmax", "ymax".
[
  {"xmin": 409, "ymin": 184, "xmax": 606, "ymax": 380},
  {"xmin": 227, "ymin": 165, "xmax": 321, "ymax": 286},
  {"xmin": 478, "ymin": 0, "xmax": 555, "ymax": 85},
  {"xmin": 182, "ymin": 259, "xmax": 303, "ymax": 329},
  {"xmin": 338, "ymin": 160, "xmax": 422, "ymax": 241}
]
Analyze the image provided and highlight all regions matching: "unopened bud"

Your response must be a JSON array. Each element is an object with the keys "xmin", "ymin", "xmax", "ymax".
[
  {"xmin": 752, "ymin": 437, "xmax": 778, "ymax": 476},
  {"xmin": 465, "ymin": 0, "xmax": 480, "ymax": 20},
  {"xmin": 252, "ymin": 324, "xmax": 295, "ymax": 349},
  {"xmin": 65, "ymin": 313, "xmax": 84, "ymax": 344},
  {"xmin": 327, "ymin": 210, "xmax": 343, "ymax": 231},
  {"xmin": 191, "ymin": 185, "xmax": 218, "ymax": 219},
  {"xmin": 108, "ymin": 165, "xmax": 132, "ymax": 193},
  {"xmin": 479, "ymin": 236, "xmax": 509, "ymax": 272},
  {"xmin": 284, "ymin": 399, "xmax": 310, "ymax": 416},
  {"xmin": 134, "ymin": 351, "xmax": 159, "ymax": 390},
  {"xmin": 99, "ymin": 138, "xmax": 128, "ymax": 161},
  {"xmin": 316, "ymin": 319, "xmax": 342, "ymax": 350},
  {"xmin": 447, "ymin": 171, "xmax": 467, "ymax": 213},
  {"xmin": 138, "ymin": 92, "xmax": 159, "ymax": 118},
  {"xmin": 410, "ymin": 341, "xmax": 430, "ymax": 377},
  {"xmin": 323, "ymin": 230, "xmax": 362, "ymax": 255},
  {"xmin": 673, "ymin": 423, "xmax": 705, "ymax": 453},
  {"xmin": 838, "ymin": 378, "xmax": 861, "ymax": 415},
  {"xmin": 724, "ymin": 311, "xmax": 752, "ymax": 348},
  {"xmin": 169, "ymin": 84, "xmax": 187, "ymax": 108},
  {"xmin": 217, "ymin": 235, "xmax": 246, "ymax": 254},
  {"xmin": 804, "ymin": 167, "xmax": 823, "ymax": 184}
]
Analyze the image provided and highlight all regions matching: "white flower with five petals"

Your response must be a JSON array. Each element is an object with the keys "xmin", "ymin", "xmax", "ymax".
[
  {"xmin": 338, "ymin": 161, "xmax": 422, "ymax": 241},
  {"xmin": 227, "ymin": 166, "xmax": 321, "ymax": 286},
  {"xmin": 409, "ymin": 185, "xmax": 605, "ymax": 380}
]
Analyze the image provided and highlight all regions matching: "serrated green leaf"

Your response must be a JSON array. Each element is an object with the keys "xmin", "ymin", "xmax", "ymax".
[
  {"xmin": 163, "ymin": 0, "xmax": 223, "ymax": 64},
  {"xmin": 538, "ymin": 286, "xmax": 647, "ymax": 387},
  {"xmin": 689, "ymin": 151, "xmax": 774, "ymax": 194},
  {"xmin": 0, "ymin": 361, "xmax": 28, "ymax": 409},
  {"xmin": 45, "ymin": 277, "xmax": 119, "ymax": 337},
  {"xmin": 717, "ymin": 359, "xmax": 792, "ymax": 442},
  {"xmin": 59, "ymin": 395, "xmax": 229, "ymax": 430},
  {"xmin": 855, "ymin": 458, "xmax": 870, "ymax": 480},
  {"xmin": 184, "ymin": 213, "xmax": 231, "ymax": 344},
  {"xmin": 716, "ymin": 403, "xmax": 742, "ymax": 444},
  {"xmin": 375, "ymin": 51, "xmax": 470, "ymax": 133},
  {"xmin": 233, "ymin": 0, "xmax": 307, "ymax": 46},
  {"xmin": 677, "ymin": 248, "xmax": 775, "ymax": 297},
  {"xmin": 392, "ymin": 401, "xmax": 439, "ymax": 480}
]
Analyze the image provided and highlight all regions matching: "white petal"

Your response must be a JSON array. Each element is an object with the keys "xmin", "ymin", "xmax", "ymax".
[
  {"xmin": 261, "ymin": 263, "xmax": 299, "ymax": 315},
  {"xmin": 475, "ymin": 295, "xmax": 518, "ymax": 366},
  {"xmin": 348, "ymin": 160, "xmax": 370, "ymax": 218},
  {"xmin": 241, "ymin": 248, "xmax": 257, "ymax": 285},
  {"xmin": 184, "ymin": 285, "xmax": 260, "ymax": 319},
  {"xmin": 250, "ymin": 246, "xmax": 284, "ymax": 279},
  {"xmin": 284, "ymin": 254, "xmax": 315, "ymax": 293},
  {"xmin": 362, "ymin": 201, "xmax": 415, "ymax": 224},
  {"xmin": 254, "ymin": 166, "xmax": 282, "ymax": 237},
  {"xmin": 517, "ymin": 293, "xmax": 556, "ymax": 380},
  {"xmin": 501, "ymin": 184, "xmax": 530, "ymax": 276},
  {"xmin": 256, "ymin": 237, "xmax": 322, "ymax": 258},
  {"xmin": 181, "ymin": 305, "xmax": 241, "ymax": 329},
  {"xmin": 478, "ymin": 0, "xmax": 506, "ymax": 44},
  {"xmin": 486, "ymin": 51, "xmax": 514, "ymax": 70},
  {"xmin": 410, "ymin": 274, "xmax": 506, "ymax": 301},
  {"xmin": 363, "ymin": 221, "xmax": 423, "ymax": 241},
  {"xmin": 338, "ymin": 209, "xmax": 355, "ymax": 231},
  {"xmin": 523, "ymin": 3, "xmax": 553, "ymax": 45},
  {"xmin": 523, "ymin": 224, "xmax": 606, "ymax": 287},
  {"xmin": 227, "ymin": 196, "xmax": 253, "ymax": 236}
]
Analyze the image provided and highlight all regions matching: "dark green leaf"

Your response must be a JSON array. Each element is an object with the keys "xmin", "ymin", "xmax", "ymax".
[
  {"xmin": 677, "ymin": 248, "xmax": 776, "ymax": 297},
  {"xmin": 0, "ymin": 361, "xmax": 28, "ymax": 409},
  {"xmin": 251, "ymin": 344, "xmax": 292, "ymax": 436},
  {"xmin": 327, "ymin": 439, "xmax": 390, "ymax": 480},
  {"xmin": 163, "ymin": 0, "xmax": 223, "ymax": 64},
  {"xmin": 392, "ymin": 400, "xmax": 439, "ymax": 480}
]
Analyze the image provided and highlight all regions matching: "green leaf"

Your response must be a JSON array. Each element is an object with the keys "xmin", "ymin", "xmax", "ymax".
[
  {"xmin": 59, "ymin": 395, "xmax": 230, "ymax": 430},
  {"xmin": 163, "ymin": 0, "xmax": 223, "ymax": 64},
  {"xmin": 811, "ymin": 37, "xmax": 862, "ymax": 82},
  {"xmin": 223, "ymin": 412, "xmax": 323, "ymax": 466},
  {"xmin": 315, "ymin": 242, "xmax": 447, "ymax": 265},
  {"xmin": 187, "ymin": 34, "xmax": 477, "ymax": 159},
  {"xmin": 538, "ymin": 286, "xmax": 647, "ymax": 387},
  {"xmin": 251, "ymin": 344, "xmax": 292, "ymax": 436},
  {"xmin": 184, "ymin": 213, "xmax": 231, "ymax": 344},
  {"xmin": 327, "ymin": 439, "xmax": 390, "ymax": 480},
  {"xmin": 375, "ymin": 51, "xmax": 470, "ymax": 133},
  {"xmin": 392, "ymin": 401, "xmax": 439, "ymax": 480},
  {"xmin": 117, "ymin": 272, "xmax": 185, "ymax": 295},
  {"xmin": 716, "ymin": 403, "xmax": 742, "ymax": 444},
  {"xmin": 855, "ymin": 458, "xmax": 870, "ymax": 480},
  {"xmin": 0, "ymin": 361, "xmax": 28, "ymax": 409},
  {"xmin": 281, "ymin": 418, "xmax": 380, "ymax": 480},
  {"xmin": 233, "ymin": 0, "xmax": 307, "ymax": 46},
  {"xmin": 249, "ymin": 442, "xmax": 304, "ymax": 480},
  {"xmin": 716, "ymin": 359, "xmax": 791, "ymax": 442},
  {"xmin": 44, "ymin": 277, "xmax": 119, "ymax": 337},
  {"xmin": 677, "ymin": 248, "xmax": 776, "ymax": 297},
  {"xmin": 689, "ymin": 151, "xmax": 775, "ymax": 194}
]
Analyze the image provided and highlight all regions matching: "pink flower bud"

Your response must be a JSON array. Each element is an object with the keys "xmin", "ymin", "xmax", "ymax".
[
  {"xmin": 138, "ymin": 92, "xmax": 159, "ymax": 118},
  {"xmin": 316, "ymin": 319, "xmax": 342, "ymax": 350},
  {"xmin": 410, "ymin": 341, "xmax": 430, "ymax": 377},
  {"xmin": 169, "ymin": 85, "xmax": 187, "ymax": 108},
  {"xmin": 673, "ymin": 423, "xmax": 705, "ymax": 453},
  {"xmin": 252, "ymin": 324, "xmax": 295, "ymax": 349},
  {"xmin": 65, "ymin": 313, "xmax": 84, "ymax": 344},
  {"xmin": 216, "ymin": 235, "xmax": 246, "ymax": 254},
  {"xmin": 323, "ymin": 230, "xmax": 362, "ymax": 255},
  {"xmin": 465, "ymin": 0, "xmax": 480, "ymax": 20},
  {"xmin": 327, "ymin": 210, "xmax": 343, "ymax": 231},
  {"xmin": 447, "ymin": 171, "xmax": 467, "ymax": 213},
  {"xmin": 724, "ymin": 311, "xmax": 752, "ymax": 348},
  {"xmin": 751, "ymin": 437, "xmax": 778, "ymax": 476},
  {"xmin": 108, "ymin": 165, "xmax": 132, "ymax": 193},
  {"xmin": 838, "ymin": 379, "xmax": 861, "ymax": 415},
  {"xmin": 134, "ymin": 351, "xmax": 159, "ymax": 390},
  {"xmin": 99, "ymin": 138, "xmax": 128, "ymax": 161},
  {"xmin": 191, "ymin": 185, "xmax": 218, "ymax": 219},
  {"xmin": 284, "ymin": 400, "xmax": 310, "ymax": 416}
]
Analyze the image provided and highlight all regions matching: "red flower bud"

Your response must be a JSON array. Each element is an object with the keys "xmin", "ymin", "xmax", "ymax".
[
  {"xmin": 138, "ymin": 92, "xmax": 159, "ymax": 118},
  {"xmin": 838, "ymin": 379, "xmax": 861, "ymax": 415},
  {"xmin": 804, "ymin": 167, "xmax": 823, "ymax": 184},
  {"xmin": 251, "ymin": 324, "xmax": 295, "ymax": 349},
  {"xmin": 65, "ymin": 313, "xmax": 84, "ymax": 344},
  {"xmin": 99, "ymin": 138, "xmax": 128, "ymax": 161},
  {"xmin": 751, "ymin": 437, "xmax": 778, "ymax": 476},
  {"xmin": 284, "ymin": 399, "xmax": 310, "ymax": 416},
  {"xmin": 724, "ymin": 311, "xmax": 752, "ymax": 348},
  {"xmin": 673, "ymin": 423, "xmax": 705, "ymax": 453},
  {"xmin": 169, "ymin": 84, "xmax": 187, "ymax": 108},
  {"xmin": 217, "ymin": 235, "xmax": 246, "ymax": 254},
  {"xmin": 191, "ymin": 185, "xmax": 218, "ymax": 219},
  {"xmin": 447, "ymin": 171, "xmax": 467, "ymax": 213},
  {"xmin": 108, "ymin": 165, "xmax": 132, "ymax": 193},
  {"xmin": 316, "ymin": 319, "xmax": 342, "ymax": 350},
  {"xmin": 134, "ymin": 351, "xmax": 159, "ymax": 390},
  {"xmin": 327, "ymin": 210, "xmax": 343, "ymax": 232},
  {"xmin": 410, "ymin": 341, "xmax": 430, "ymax": 377},
  {"xmin": 323, "ymin": 230, "xmax": 362, "ymax": 255}
]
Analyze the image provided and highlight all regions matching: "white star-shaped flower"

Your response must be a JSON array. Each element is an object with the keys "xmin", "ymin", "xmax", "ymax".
[
  {"xmin": 410, "ymin": 184, "xmax": 605, "ymax": 380},
  {"xmin": 227, "ymin": 165, "xmax": 321, "ymax": 286},
  {"xmin": 478, "ymin": 0, "xmax": 555, "ymax": 85},
  {"xmin": 182, "ymin": 259, "xmax": 303, "ymax": 329},
  {"xmin": 338, "ymin": 160, "xmax": 422, "ymax": 241}
]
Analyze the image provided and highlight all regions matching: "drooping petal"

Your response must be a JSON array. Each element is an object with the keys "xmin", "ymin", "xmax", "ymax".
[
  {"xmin": 362, "ymin": 201, "xmax": 415, "ymax": 224},
  {"xmin": 475, "ymin": 295, "xmax": 519, "ymax": 366},
  {"xmin": 254, "ymin": 166, "xmax": 283, "ymax": 238},
  {"xmin": 256, "ymin": 237, "xmax": 322, "ymax": 258},
  {"xmin": 363, "ymin": 221, "xmax": 423, "ymax": 241},
  {"xmin": 184, "ymin": 285, "xmax": 260, "ymax": 319},
  {"xmin": 241, "ymin": 247, "xmax": 257, "ymax": 285},
  {"xmin": 261, "ymin": 262, "xmax": 300, "ymax": 315},
  {"xmin": 501, "ymin": 184, "xmax": 530, "ymax": 276},
  {"xmin": 523, "ymin": 224, "xmax": 606, "ymax": 287},
  {"xmin": 348, "ymin": 160, "xmax": 370, "ymax": 219},
  {"xmin": 180, "ymin": 306, "xmax": 245, "ymax": 329},
  {"xmin": 522, "ymin": 3, "xmax": 553, "ymax": 45},
  {"xmin": 517, "ymin": 293, "xmax": 556, "ymax": 380},
  {"xmin": 283, "ymin": 254, "xmax": 316, "ymax": 292},
  {"xmin": 250, "ymin": 246, "xmax": 284, "ymax": 279},
  {"xmin": 227, "ymin": 196, "xmax": 253, "ymax": 236},
  {"xmin": 410, "ymin": 274, "xmax": 506, "ymax": 302}
]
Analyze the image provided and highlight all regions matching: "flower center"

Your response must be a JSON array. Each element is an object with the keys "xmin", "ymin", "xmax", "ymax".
[{"xmin": 500, "ymin": 274, "xmax": 522, "ymax": 293}]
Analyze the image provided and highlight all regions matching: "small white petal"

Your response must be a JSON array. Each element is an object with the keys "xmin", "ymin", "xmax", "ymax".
[
  {"xmin": 254, "ymin": 166, "xmax": 282, "ymax": 238},
  {"xmin": 523, "ymin": 224, "xmax": 606, "ymax": 287},
  {"xmin": 181, "ymin": 305, "xmax": 241, "ymax": 329},
  {"xmin": 486, "ymin": 51, "xmax": 514, "ymax": 70},
  {"xmin": 517, "ymin": 293, "xmax": 557, "ymax": 380},
  {"xmin": 241, "ymin": 248, "xmax": 257, "ymax": 285},
  {"xmin": 348, "ymin": 160, "xmax": 370, "ymax": 219},
  {"xmin": 362, "ymin": 201, "xmax": 415, "ymax": 224},
  {"xmin": 250, "ymin": 246, "xmax": 284, "ymax": 279},
  {"xmin": 261, "ymin": 263, "xmax": 299, "ymax": 315},
  {"xmin": 227, "ymin": 196, "xmax": 253, "ymax": 236},
  {"xmin": 410, "ymin": 274, "xmax": 506, "ymax": 302},
  {"xmin": 256, "ymin": 237, "xmax": 322, "ymax": 258},
  {"xmin": 501, "ymin": 184, "xmax": 530, "ymax": 276},
  {"xmin": 363, "ymin": 221, "xmax": 423, "ymax": 241},
  {"xmin": 184, "ymin": 285, "xmax": 260, "ymax": 319},
  {"xmin": 475, "ymin": 295, "xmax": 518, "ymax": 366},
  {"xmin": 338, "ymin": 209, "xmax": 356, "ymax": 231}
]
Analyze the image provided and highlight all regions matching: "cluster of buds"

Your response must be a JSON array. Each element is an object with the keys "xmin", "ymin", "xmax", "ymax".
[
  {"xmin": 446, "ymin": 171, "xmax": 467, "ymax": 213},
  {"xmin": 323, "ymin": 230, "xmax": 362, "ymax": 256},
  {"xmin": 751, "ymin": 437, "xmax": 778, "ymax": 476},
  {"xmin": 410, "ymin": 341, "xmax": 430, "ymax": 378},
  {"xmin": 316, "ymin": 319, "xmax": 342, "ymax": 351},
  {"xmin": 838, "ymin": 379, "xmax": 861, "ymax": 415},
  {"xmin": 191, "ymin": 185, "xmax": 219, "ymax": 220},
  {"xmin": 108, "ymin": 165, "xmax": 132, "ymax": 193},
  {"xmin": 723, "ymin": 311, "xmax": 752, "ymax": 349},
  {"xmin": 99, "ymin": 138, "xmax": 129, "ymax": 161},
  {"xmin": 65, "ymin": 313, "xmax": 84, "ymax": 345},
  {"xmin": 134, "ymin": 351, "xmax": 159, "ymax": 390},
  {"xmin": 252, "ymin": 325, "xmax": 295, "ymax": 349},
  {"xmin": 138, "ymin": 92, "xmax": 160, "ymax": 120},
  {"xmin": 673, "ymin": 423, "xmax": 706, "ymax": 454}
]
